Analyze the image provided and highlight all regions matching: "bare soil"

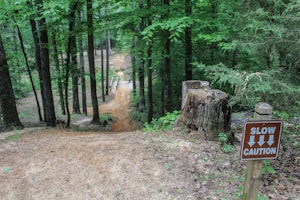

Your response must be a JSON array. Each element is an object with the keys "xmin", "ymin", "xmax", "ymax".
[
  {"xmin": 0, "ymin": 128, "xmax": 299, "ymax": 200},
  {"xmin": 0, "ymin": 51, "xmax": 299, "ymax": 200}
]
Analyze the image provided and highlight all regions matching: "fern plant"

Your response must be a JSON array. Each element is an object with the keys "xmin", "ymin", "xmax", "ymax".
[
  {"xmin": 195, "ymin": 63, "xmax": 300, "ymax": 116},
  {"xmin": 143, "ymin": 110, "xmax": 180, "ymax": 132}
]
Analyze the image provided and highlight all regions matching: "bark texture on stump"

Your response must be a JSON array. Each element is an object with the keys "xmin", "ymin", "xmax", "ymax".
[{"xmin": 176, "ymin": 81, "xmax": 231, "ymax": 140}]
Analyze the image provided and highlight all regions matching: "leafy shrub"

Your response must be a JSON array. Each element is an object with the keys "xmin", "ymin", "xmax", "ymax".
[
  {"xmin": 143, "ymin": 110, "xmax": 180, "ymax": 132},
  {"xmin": 218, "ymin": 132, "xmax": 235, "ymax": 153},
  {"xmin": 130, "ymin": 110, "xmax": 147, "ymax": 128}
]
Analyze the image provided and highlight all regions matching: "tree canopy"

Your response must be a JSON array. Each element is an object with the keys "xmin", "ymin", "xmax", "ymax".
[{"xmin": 0, "ymin": 0, "xmax": 299, "ymax": 128}]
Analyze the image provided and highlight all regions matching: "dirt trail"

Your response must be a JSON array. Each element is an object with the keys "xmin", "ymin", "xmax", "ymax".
[
  {"xmin": 84, "ymin": 51, "xmax": 134, "ymax": 132},
  {"xmin": 100, "ymin": 89, "xmax": 132, "ymax": 132},
  {"xmin": 98, "ymin": 52, "xmax": 133, "ymax": 132},
  {"xmin": 0, "ymin": 130, "xmax": 211, "ymax": 200}
]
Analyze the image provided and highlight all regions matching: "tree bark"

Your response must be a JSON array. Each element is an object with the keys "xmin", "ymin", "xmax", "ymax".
[
  {"xmin": 0, "ymin": 33, "xmax": 23, "ymax": 128},
  {"xmin": 131, "ymin": 37, "xmax": 137, "ymax": 97},
  {"xmin": 69, "ymin": 3, "xmax": 80, "ymax": 114},
  {"xmin": 163, "ymin": 0, "xmax": 171, "ymax": 114},
  {"xmin": 12, "ymin": 29, "xmax": 21, "ymax": 88},
  {"xmin": 138, "ymin": 0, "xmax": 145, "ymax": 113},
  {"xmin": 185, "ymin": 0, "xmax": 193, "ymax": 80},
  {"xmin": 105, "ymin": 0, "xmax": 112, "ymax": 56},
  {"xmin": 106, "ymin": 32, "xmax": 110, "ymax": 96},
  {"xmin": 147, "ymin": 0, "xmax": 153, "ymax": 122},
  {"xmin": 176, "ymin": 81, "xmax": 231, "ymax": 141},
  {"xmin": 36, "ymin": 0, "xmax": 56, "ymax": 127},
  {"xmin": 16, "ymin": 25, "xmax": 43, "ymax": 122},
  {"xmin": 29, "ymin": 17, "xmax": 47, "ymax": 121},
  {"xmin": 78, "ymin": 11, "xmax": 87, "ymax": 114},
  {"xmin": 98, "ymin": 9, "xmax": 105, "ymax": 102},
  {"xmin": 51, "ymin": 28, "xmax": 66, "ymax": 115},
  {"xmin": 105, "ymin": 0, "xmax": 110, "ymax": 96},
  {"xmin": 87, "ymin": 0, "xmax": 100, "ymax": 123},
  {"xmin": 100, "ymin": 38, "xmax": 106, "ymax": 102}
]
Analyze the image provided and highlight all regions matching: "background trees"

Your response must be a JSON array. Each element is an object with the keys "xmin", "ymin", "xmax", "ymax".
[{"xmin": 0, "ymin": 0, "xmax": 299, "ymax": 128}]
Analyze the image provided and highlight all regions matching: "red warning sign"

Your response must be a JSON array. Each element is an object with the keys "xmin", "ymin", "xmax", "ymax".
[{"xmin": 240, "ymin": 121, "xmax": 283, "ymax": 160}]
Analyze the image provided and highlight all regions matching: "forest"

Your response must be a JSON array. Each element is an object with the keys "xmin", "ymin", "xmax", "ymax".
[
  {"xmin": 0, "ymin": 1, "xmax": 299, "ymax": 199},
  {"xmin": 0, "ymin": 0, "xmax": 299, "ymax": 129}
]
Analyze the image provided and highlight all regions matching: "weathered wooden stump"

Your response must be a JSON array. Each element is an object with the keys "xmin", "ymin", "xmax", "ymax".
[{"xmin": 176, "ymin": 81, "xmax": 231, "ymax": 140}]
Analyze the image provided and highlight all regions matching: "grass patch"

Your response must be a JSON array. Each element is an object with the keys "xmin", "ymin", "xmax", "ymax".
[{"xmin": 5, "ymin": 132, "xmax": 21, "ymax": 141}]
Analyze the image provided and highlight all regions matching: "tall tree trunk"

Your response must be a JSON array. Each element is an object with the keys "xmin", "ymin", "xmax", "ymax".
[
  {"xmin": 65, "ymin": 48, "xmax": 71, "ymax": 127},
  {"xmin": 100, "ymin": 38, "xmax": 106, "ymax": 102},
  {"xmin": 51, "ymin": 28, "xmax": 66, "ymax": 115},
  {"xmin": 105, "ymin": 0, "xmax": 110, "ymax": 95},
  {"xmin": 185, "ymin": 0, "xmax": 193, "ymax": 80},
  {"xmin": 138, "ymin": 0, "xmax": 145, "ymax": 113},
  {"xmin": 131, "ymin": 37, "xmax": 137, "ymax": 97},
  {"xmin": 147, "ymin": 0, "xmax": 153, "ymax": 122},
  {"xmin": 71, "ymin": 57, "xmax": 81, "ymax": 114},
  {"xmin": 147, "ymin": 44, "xmax": 153, "ymax": 122},
  {"xmin": 0, "ymin": 33, "xmax": 23, "ymax": 128},
  {"xmin": 64, "ymin": 0, "xmax": 80, "ymax": 127},
  {"xmin": 160, "ymin": 57, "xmax": 165, "ymax": 115},
  {"xmin": 87, "ymin": 0, "xmax": 100, "ymax": 123},
  {"xmin": 16, "ymin": 25, "xmax": 43, "ymax": 122},
  {"xmin": 106, "ymin": 32, "xmax": 110, "ymax": 96},
  {"xmin": 163, "ymin": 34, "xmax": 171, "ymax": 113},
  {"xmin": 13, "ymin": 29, "xmax": 21, "ymax": 87},
  {"xmin": 105, "ymin": 0, "xmax": 112, "ymax": 56},
  {"xmin": 138, "ymin": 56, "xmax": 145, "ymax": 112},
  {"xmin": 29, "ymin": 17, "xmax": 47, "ymax": 121},
  {"xmin": 163, "ymin": 0, "xmax": 171, "ymax": 113},
  {"xmin": 98, "ymin": 10, "xmax": 105, "ymax": 102},
  {"xmin": 210, "ymin": 1, "xmax": 217, "ymax": 65},
  {"xmin": 78, "ymin": 11, "xmax": 87, "ymax": 115},
  {"xmin": 36, "ymin": 0, "xmax": 56, "ymax": 127},
  {"xmin": 69, "ymin": 4, "xmax": 80, "ymax": 114}
]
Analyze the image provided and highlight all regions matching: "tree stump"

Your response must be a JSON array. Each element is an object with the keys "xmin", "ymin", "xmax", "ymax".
[{"xmin": 176, "ymin": 81, "xmax": 231, "ymax": 140}]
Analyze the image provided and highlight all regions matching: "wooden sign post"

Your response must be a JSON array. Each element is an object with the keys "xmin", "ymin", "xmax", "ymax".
[{"xmin": 242, "ymin": 102, "xmax": 283, "ymax": 200}]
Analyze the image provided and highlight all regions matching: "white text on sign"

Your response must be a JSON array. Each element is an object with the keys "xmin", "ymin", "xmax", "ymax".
[{"xmin": 240, "ymin": 121, "xmax": 282, "ymax": 160}]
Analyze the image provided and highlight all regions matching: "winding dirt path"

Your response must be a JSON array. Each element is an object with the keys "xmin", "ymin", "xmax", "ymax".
[
  {"xmin": 98, "ymin": 52, "xmax": 133, "ymax": 132},
  {"xmin": 98, "ymin": 86, "xmax": 133, "ymax": 132},
  {"xmin": 84, "ymin": 51, "xmax": 134, "ymax": 132}
]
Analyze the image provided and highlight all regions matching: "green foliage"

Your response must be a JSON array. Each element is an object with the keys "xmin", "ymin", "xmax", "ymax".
[
  {"xmin": 262, "ymin": 160, "xmax": 276, "ymax": 175},
  {"xmin": 143, "ymin": 110, "xmax": 180, "ymax": 132},
  {"xmin": 5, "ymin": 132, "xmax": 21, "ymax": 142},
  {"xmin": 273, "ymin": 111, "xmax": 290, "ymax": 120},
  {"xmin": 142, "ymin": 16, "xmax": 193, "ymax": 42},
  {"xmin": 12, "ymin": 77, "xmax": 31, "ymax": 99},
  {"xmin": 130, "ymin": 110, "xmax": 147, "ymax": 125},
  {"xmin": 218, "ymin": 132, "xmax": 228, "ymax": 144},
  {"xmin": 281, "ymin": 125, "xmax": 300, "ymax": 151},
  {"xmin": 218, "ymin": 132, "xmax": 235, "ymax": 153},
  {"xmin": 100, "ymin": 114, "xmax": 112, "ymax": 125},
  {"xmin": 257, "ymin": 192, "xmax": 269, "ymax": 200},
  {"xmin": 195, "ymin": 63, "xmax": 300, "ymax": 116}
]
